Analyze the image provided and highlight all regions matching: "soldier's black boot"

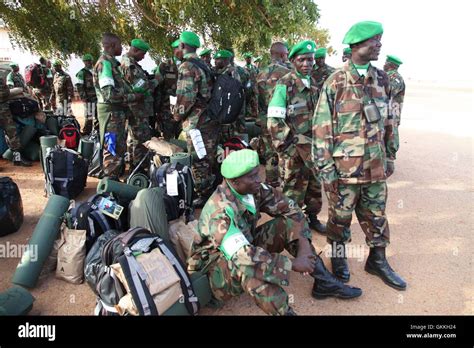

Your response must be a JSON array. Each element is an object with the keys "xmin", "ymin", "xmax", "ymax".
[
  {"xmin": 365, "ymin": 247, "xmax": 407, "ymax": 290},
  {"xmin": 311, "ymin": 254, "xmax": 362, "ymax": 299},
  {"xmin": 12, "ymin": 152, "xmax": 32, "ymax": 167},
  {"xmin": 284, "ymin": 307, "xmax": 297, "ymax": 316},
  {"xmin": 308, "ymin": 214, "xmax": 326, "ymax": 234},
  {"xmin": 330, "ymin": 241, "xmax": 350, "ymax": 283}
]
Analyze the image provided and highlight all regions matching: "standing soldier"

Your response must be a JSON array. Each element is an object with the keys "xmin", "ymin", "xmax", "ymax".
[
  {"xmin": 312, "ymin": 21, "xmax": 406, "ymax": 290},
  {"xmin": 30, "ymin": 57, "xmax": 52, "ymax": 110},
  {"xmin": 242, "ymin": 52, "xmax": 259, "ymax": 120},
  {"xmin": 50, "ymin": 60, "xmax": 74, "ymax": 116},
  {"xmin": 76, "ymin": 54, "xmax": 98, "ymax": 135},
  {"xmin": 383, "ymin": 55, "xmax": 405, "ymax": 126},
  {"xmin": 93, "ymin": 33, "xmax": 143, "ymax": 180},
  {"xmin": 267, "ymin": 40, "xmax": 326, "ymax": 234},
  {"xmin": 312, "ymin": 47, "xmax": 335, "ymax": 90},
  {"xmin": 121, "ymin": 39, "xmax": 157, "ymax": 169},
  {"xmin": 199, "ymin": 48, "xmax": 213, "ymax": 69},
  {"xmin": 6, "ymin": 63, "xmax": 27, "ymax": 92},
  {"xmin": 253, "ymin": 56, "xmax": 263, "ymax": 70},
  {"xmin": 342, "ymin": 47, "xmax": 352, "ymax": 62},
  {"xmin": 256, "ymin": 42, "xmax": 290, "ymax": 186},
  {"xmin": 243, "ymin": 52, "xmax": 259, "ymax": 75},
  {"xmin": 173, "ymin": 31, "xmax": 216, "ymax": 207}
]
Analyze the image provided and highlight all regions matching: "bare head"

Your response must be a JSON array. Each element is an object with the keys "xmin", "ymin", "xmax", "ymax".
[
  {"xmin": 102, "ymin": 33, "xmax": 122, "ymax": 57},
  {"xmin": 270, "ymin": 42, "xmax": 288, "ymax": 63}
]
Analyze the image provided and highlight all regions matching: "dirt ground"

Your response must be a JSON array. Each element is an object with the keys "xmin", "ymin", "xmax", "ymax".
[{"xmin": 0, "ymin": 80, "xmax": 472, "ymax": 315}]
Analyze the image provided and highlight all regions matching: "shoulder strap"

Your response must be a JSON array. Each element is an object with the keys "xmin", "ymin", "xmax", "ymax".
[{"xmin": 187, "ymin": 58, "xmax": 212, "ymax": 79}]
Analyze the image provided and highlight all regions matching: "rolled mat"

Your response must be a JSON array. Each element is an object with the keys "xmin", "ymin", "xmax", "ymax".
[
  {"xmin": 126, "ymin": 173, "xmax": 150, "ymax": 189},
  {"xmin": 19, "ymin": 125, "xmax": 37, "ymax": 148},
  {"xmin": 170, "ymin": 152, "xmax": 192, "ymax": 167},
  {"xmin": 22, "ymin": 141, "xmax": 41, "ymax": 161},
  {"xmin": 0, "ymin": 286, "xmax": 35, "ymax": 315},
  {"xmin": 2, "ymin": 148, "xmax": 13, "ymax": 160},
  {"xmin": 12, "ymin": 194, "xmax": 70, "ymax": 288},
  {"xmin": 40, "ymin": 135, "xmax": 58, "ymax": 171},
  {"xmin": 96, "ymin": 178, "xmax": 142, "ymax": 201},
  {"xmin": 78, "ymin": 138, "xmax": 94, "ymax": 161}
]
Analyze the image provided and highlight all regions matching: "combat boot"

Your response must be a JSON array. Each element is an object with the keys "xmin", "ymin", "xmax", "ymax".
[
  {"xmin": 12, "ymin": 152, "xmax": 32, "ymax": 167},
  {"xmin": 308, "ymin": 214, "xmax": 326, "ymax": 234},
  {"xmin": 330, "ymin": 241, "xmax": 350, "ymax": 283},
  {"xmin": 311, "ymin": 254, "xmax": 362, "ymax": 299},
  {"xmin": 284, "ymin": 307, "xmax": 297, "ymax": 316},
  {"xmin": 365, "ymin": 247, "xmax": 407, "ymax": 290}
]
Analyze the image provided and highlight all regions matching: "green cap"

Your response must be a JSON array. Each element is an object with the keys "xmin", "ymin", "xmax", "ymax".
[
  {"xmin": 82, "ymin": 53, "xmax": 93, "ymax": 61},
  {"xmin": 254, "ymin": 56, "xmax": 262, "ymax": 63},
  {"xmin": 179, "ymin": 31, "xmax": 200, "ymax": 48},
  {"xmin": 52, "ymin": 59, "xmax": 62, "ymax": 66},
  {"xmin": 343, "ymin": 21, "xmax": 383, "ymax": 45},
  {"xmin": 131, "ymin": 38, "xmax": 150, "ymax": 52},
  {"xmin": 214, "ymin": 49, "xmax": 233, "ymax": 59},
  {"xmin": 288, "ymin": 40, "xmax": 316, "ymax": 59},
  {"xmin": 9, "ymin": 62, "xmax": 18, "ymax": 67},
  {"xmin": 314, "ymin": 47, "xmax": 327, "ymax": 59},
  {"xmin": 243, "ymin": 52, "xmax": 253, "ymax": 59},
  {"xmin": 199, "ymin": 48, "xmax": 212, "ymax": 57},
  {"xmin": 386, "ymin": 54, "xmax": 403, "ymax": 66},
  {"xmin": 171, "ymin": 39, "xmax": 181, "ymax": 48},
  {"xmin": 221, "ymin": 149, "xmax": 260, "ymax": 179},
  {"xmin": 343, "ymin": 47, "xmax": 352, "ymax": 55}
]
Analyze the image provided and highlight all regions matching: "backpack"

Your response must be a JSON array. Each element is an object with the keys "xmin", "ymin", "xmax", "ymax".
[
  {"xmin": 223, "ymin": 136, "xmax": 251, "ymax": 157},
  {"xmin": 208, "ymin": 73, "xmax": 245, "ymax": 124},
  {"xmin": 24, "ymin": 64, "xmax": 45, "ymax": 89},
  {"xmin": 8, "ymin": 98, "xmax": 40, "ymax": 118},
  {"xmin": 150, "ymin": 162, "xmax": 194, "ymax": 222},
  {"xmin": 43, "ymin": 146, "xmax": 88, "ymax": 199},
  {"xmin": 57, "ymin": 115, "xmax": 81, "ymax": 130},
  {"xmin": 0, "ymin": 177, "xmax": 24, "ymax": 237},
  {"xmin": 59, "ymin": 124, "xmax": 81, "ymax": 150},
  {"xmin": 86, "ymin": 130, "xmax": 104, "ymax": 178}
]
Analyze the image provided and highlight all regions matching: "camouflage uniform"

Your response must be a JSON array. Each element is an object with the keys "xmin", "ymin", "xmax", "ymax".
[
  {"xmin": 6, "ymin": 71, "xmax": 27, "ymax": 92},
  {"xmin": 312, "ymin": 63, "xmax": 336, "ymax": 90},
  {"xmin": 174, "ymin": 52, "xmax": 216, "ymax": 199},
  {"xmin": 93, "ymin": 52, "xmax": 137, "ymax": 178},
  {"xmin": 243, "ymin": 64, "xmax": 259, "ymax": 120},
  {"xmin": 268, "ymin": 71, "xmax": 322, "ymax": 217},
  {"xmin": 256, "ymin": 60, "xmax": 290, "ymax": 184},
  {"xmin": 121, "ymin": 54, "xmax": 157, "ymax": 167},
  {"xmin": 51, "ymin": 69, "xmax": 74, "ymax": 115},
  {"xmin": 0, "ymin": 75, "xmax": 21, "ymax": 152},
  {"xmin": 188, "ymin": 181, "xmax": 313, "ymax": 315},
  {"xmin": 387, "ymin": 69, "xmax": 405, "ymax": 126},
  {"xmin": 76, "ymin": 67, "xmax": 98, "ymax": 134},
  {"xmin": 312, "ymin": 61, "xmax": 399, "ymax": 247},
  {"xmin": 156, "ymin": 58, "xmax": 181, "ymax": 140},
  {"xmin": 32, "ymin": 65, "xmax": 52, "ymax": 110}
]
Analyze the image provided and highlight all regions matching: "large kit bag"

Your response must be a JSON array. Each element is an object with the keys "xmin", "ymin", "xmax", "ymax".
[
  {"xmin": 208, "ymin": 73, "xmax": 245, "ymax": 124},
  {"xmin": 24, "ymin": 63, "xmax": 45, "ymax": 89},
  {"xmin": 0, "ymin": 177, "xmax": 24, "ymax": 237},
  {"xmin": 9, "ymin": 97, "xmax": 40, "ymax": 118}
]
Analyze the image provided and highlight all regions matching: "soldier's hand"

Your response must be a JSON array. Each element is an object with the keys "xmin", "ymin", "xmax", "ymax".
[
  {"xmin": 324, "ymin": 179, "xmax": 338, "ymax": 194},
  {"xmin": 386, "ymin": 160, "xmax": 395, "ymax": 178},
  {"xmin": 292, "ymin": 254, "xmax": 316, "ymax": 274}
]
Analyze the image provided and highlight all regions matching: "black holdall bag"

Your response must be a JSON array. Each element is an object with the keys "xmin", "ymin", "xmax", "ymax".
[
  {"xmin": 0, "ymin": 177, "xmax": 24, "ymax": 237},
  {"xmin": 208, "ymin": 73, "xmax": 245, "ymax": 125},
  {"xmin": 8, "ymin": 98, "xmax": 40, "ymax": 118}
]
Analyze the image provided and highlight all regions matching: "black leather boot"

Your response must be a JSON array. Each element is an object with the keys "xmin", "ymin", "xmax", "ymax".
[
  {"xmin": 312, "ymin": 254, "xmax": 362, "ymax": 300},
  {"xmin": 12, "ymin": 152, "xmax": 32, "ymax": 167},
  {"xmin": 330, "ymin": 241, "xmax": 350, "ymax": 283},
  {"xmin": 284, "ymin": 307, "xmax": 297, "ymax": 316},
  {"xmin": 308, "ymin": 214, "xmax": 327, "ymax": 234},
  {"xmin": 365, "ymin": 247, "xmax": 407, "ymax": 290}
]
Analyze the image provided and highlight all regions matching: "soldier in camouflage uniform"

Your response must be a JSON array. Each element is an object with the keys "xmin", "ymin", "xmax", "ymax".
[
  {"xmin": 256, "ymin": 42, "xmax": 290, "ymax": 186},
  {"xmin": 31, "ymin": 57, "xmax": 52, "ymax": 110},
  {"xmin": 75, "ymin": 54, "xmax": 98, "ymax": 135},
  {"xmin": 6, "ymin": 63, "xmax": 27, "ymax": 92},
  {"xmin": 121, "ymin": 39, "xmax": 158, "ymax": 169},
  {"xmin": 188, "ymin": 149, "xmax": 361, "ymax": 315},
  {"xmin": 50, "ymin": 60, "xmax": 74, "ymax": 116},
  {"xmin": 383, "ymin": 55, "xmax": 405, "ymax": 126},
  {"xmin": 93, "ymin": 33, "xmax": 144, "ymax": 180},
  {"xmin": 312, "ymin": 47, "xmax": 335, "ymax": 90},
  {"xmin": 342, "ymin": 47, "xmax": 352, "ymax": 62},
  {"xmin": 242, "ymin": 52, "xmax": 259, "ymax": 120},
  {"xmin": 173, "ymin": 31, "xmax": 216, "ymax": 207},
  {"xmin": 312, "ymin": 21, "xmax": 406, "ymax": 290},
  {"xmin": 267, "ymin": 40, "xmax": 326, "ymax": 234},
  {"xmin": 199, "ymin": 48, "xmax": 213, "ymax": 70}
]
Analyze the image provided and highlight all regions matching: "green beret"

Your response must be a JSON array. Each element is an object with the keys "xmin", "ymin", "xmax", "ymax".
[
  {"xmin": 9, "ymin": 62, "xmax": 18, "ymax": 67},
  {"xmin": 243, "ymin": 52, "xmax": 253, "ymax": 59},
  {"xmin": 179, "ymin": 31, "xmax": 200, "ymax": 48},
  {"xmin": 386, "ymin": 54, "xmax": 403, "ymax": 66},
  {"xmin": 343, "ymin": 21, "xmax": 383, "ymax": 45},
  {"xmin": 343, "ymin": 47, "xmax": 352, "ymax": 55},
  {"xmin": 214, "ymin": 50, "xmax": 233, "ymax": 59},
  {"xmin": 288, "ymin": 40, "xmax": 317, "ymax": 59},
  {"xmin": 52, "ymin": 59, "xmax": 62, "ymax": 66},
  {"xmin": 254, "ymin": 56, "xmax": 262, "ymax": 63},
  {"xmin": 171, "ymin": 39, "xmax": 181, "ymax": 48},
  {"xmin": 199, "ymin": 48, "xmax": 212, "ymax": 57},
  {"xmin": 221, "ymin": 149, "xmax": 260, "ymax": 179},
  {"xmin": 314, "ymin": 47, "xmax": 327, "ymax": 59},
  {"xmin": 82, "ymin": 53, "xmax": 93, "ymax": 61},
  {"xmin": 131, "ymin": 38, "xmax": 150, "ymax": 52}
]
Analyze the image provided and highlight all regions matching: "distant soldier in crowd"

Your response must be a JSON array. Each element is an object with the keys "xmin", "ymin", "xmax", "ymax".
[
  {"xmin": 6, "ymin": 63, "xmax": 27, "ymax": 92},
  {"xmin": 50, "ymin": 60, "xmax": 74, "ymax": 115},
  {"xmin": 30, "ymin": 57, "xmax": 52, "ymax": 110},
  {"xmin": 342, "ymin": 47, "xmax": 352, "ymax": 62},
  {"xmin": 75, "ymin": 54, "xmax": 98, "ymax": 134},
  {"xmin": 199, "ymin": 48, "xmax": 213, "ymax": 69},
  {"xmin": 384, "ymin": 55, "xmax": 405, "ymax": 126},
  {"xmin": 312, "ymin": 47, "xmax": 335, "ymax": 90},
  {"xmin": 242, "ymin": 52, "xmax": 259, "ymax": 120}
]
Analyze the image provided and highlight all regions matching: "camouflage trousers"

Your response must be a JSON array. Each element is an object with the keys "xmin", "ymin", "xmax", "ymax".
[
  {"xmin": 0, "ymin": 104, "xmax": 21, "ymax": 151},
  {"xmin": 260, "ymin": 126, "xmax": 280, "ymax": 185},
  {"xmin": 207, "ymin": 216, "xmax": 313, "ymax": 315},
  {"xmin": 127, "ymin": 102, "xmax": 152, "ymax": 168},
  {"xmin": 325, "ymin": 181, "xmax": 390, "ymax": 247},
  {"xmin": 81, "ymin": 100, "xmax": 98, "ymax": 135}
]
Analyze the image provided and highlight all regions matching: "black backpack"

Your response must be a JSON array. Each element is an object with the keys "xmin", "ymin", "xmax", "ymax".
[
  {"xmin": 208, "ymin": 73, "xmax": 245, "ymax": 124},
  {"xmin": 0, "ymin": 177, "xmax": 24, "ymax": 237},
  {"xmin": 8, "ymin": 98, "xmax": 40, "ymax": 118},
  {"xmin": 57, "ymin": 115, "xmax": 81, "ymax": 130},
  {"xmin": 85, "ymin": 130, "xmax": 104, "ymax": 178},
  {"xmin": 43, "ymin": 145, "xmax": 88, "ymax": 199}
]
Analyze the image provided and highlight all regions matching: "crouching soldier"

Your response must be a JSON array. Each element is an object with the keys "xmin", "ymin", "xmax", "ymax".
[{"xmin": 188, "ymin": 149, "xmax": 362, "ymax": 316}]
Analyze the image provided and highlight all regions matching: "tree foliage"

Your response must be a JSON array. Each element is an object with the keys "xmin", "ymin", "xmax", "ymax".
[{"xmin": 0, "ymin": 0, "xmax": 331, "ymax": 62}]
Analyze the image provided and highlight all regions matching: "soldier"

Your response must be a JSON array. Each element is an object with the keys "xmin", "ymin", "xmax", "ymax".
[
  {"xmin": 50, "ymin": 60, "xmax": 74, "ymax": 116},
  {"xmin": 283, "ymin": 42, "xmax": 293, "ymax": 70},
  {"xmin": 199, "ymin": 48, "xmax": 213, "ymax": 69},
  {"xmin": 342, "ymin": 47, "xmax": 352, "ymax": 62},
  {"xmin": 30, "ymin": 57, "xmax": 52, "ymax": 110},
  {"xmin": 312, "ymin": 21, "xmax": 406, "ymax": 290},
  {"xmin": 243, "ymin": 52, "xmax": 259, "ymax": 75},
  {"xmin": 76, "ymin": 54, "xmax": 98, "ymax": 135},
  {"xmin": 0, "ymin": 74, "xmax": 32, "ymax": 166},
  {"xmin": 384, "ymin": 55, "xmax": 405, "ymax": 126},
  {"xmin": 312, "ymin": 47, "xmax": 335, "ymax": 90},
  {"xmin": 6, "ymin": 63, "xmax": 27, "ymax": 92},
  {"xmin": 242, "ymin": 52, "xmax": 259, "ymax": 120},
  {"xmin": 188, "ymin": 149, "xmax": 362, "ymax": 315},
  {"xmin": 256, "ymin": 42, "xmax": 290, "ymax": 186},
  {"xmin": 121, "ymin": 39, "xmax": 157, "ymax": 169},
  {"xmin": 253, "ymin": 56, "xmax": 263, "ymax": 70},
  {"xmin": 93, "ymin": 33, "xmax": 143, "ymax": 180},
  {"xmin": 173, "ymin": 31, "xmax": 216, "ymax": 207},
  {"xmin": 267, "ymin": 40, "xmax": 326, "ymax": 234}
]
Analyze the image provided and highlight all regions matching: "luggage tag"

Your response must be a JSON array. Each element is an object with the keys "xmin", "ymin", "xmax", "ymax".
[
  {"xmin": 97, "ymin": 197, "xmax": 123, "ymax": 220},
  {"xmin": 166, "ymin": 171, "xmax": 179, "ymax": 196},
  {"xmin": 188, "ymin": 129, "xmax": 207, "ymax": 159}
]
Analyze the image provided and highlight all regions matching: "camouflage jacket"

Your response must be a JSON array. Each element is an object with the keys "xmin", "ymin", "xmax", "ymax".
[
  {"xmin": 51, "ymin": 70, "xmax": 74, "ymax": 105},
  {"xmin": 268, "ymin": 70, "xmax": 319, "ymax": 161},
  {"xmin": 0, "ymin": 74, "xmax": 10, "ymax": 103},
  {"xmin": 174, "ymin": 53, "xmax": 212, "ymax": 131},
  {"xmin": 312, "ymin": 60, "xmax": 399, "ymax": 185},
  {"xmin": 245, "ymin": 63, "xmax": 259, "ymax": 77},
  {"xmin": 75, "ymin": 67, "xmax": 97, "ymax": 102},
  {"xmin": 121, "ymin": 54, "xmax": 157, "ymax": 105},
  {"xmin": 188, "ymin": 181, "xmax": 310, "ymax": 286},
  {"xmin": 312, "ymin": 63, "xmax": 336, "ymax": 90},
  {"xmin": 6, "ymin": 71, "xmax": 27, "ymax": 91},
  {"xmin": 93, "ymin": 52, "xmax": 137, "ymax": 106},
  {"xmin": 387, "ymin": 69, "xmax": 405, "ymax": 126},
  {"xmin": 240, "ymin": 64, "xmax": 258, "ymax": 119}
]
